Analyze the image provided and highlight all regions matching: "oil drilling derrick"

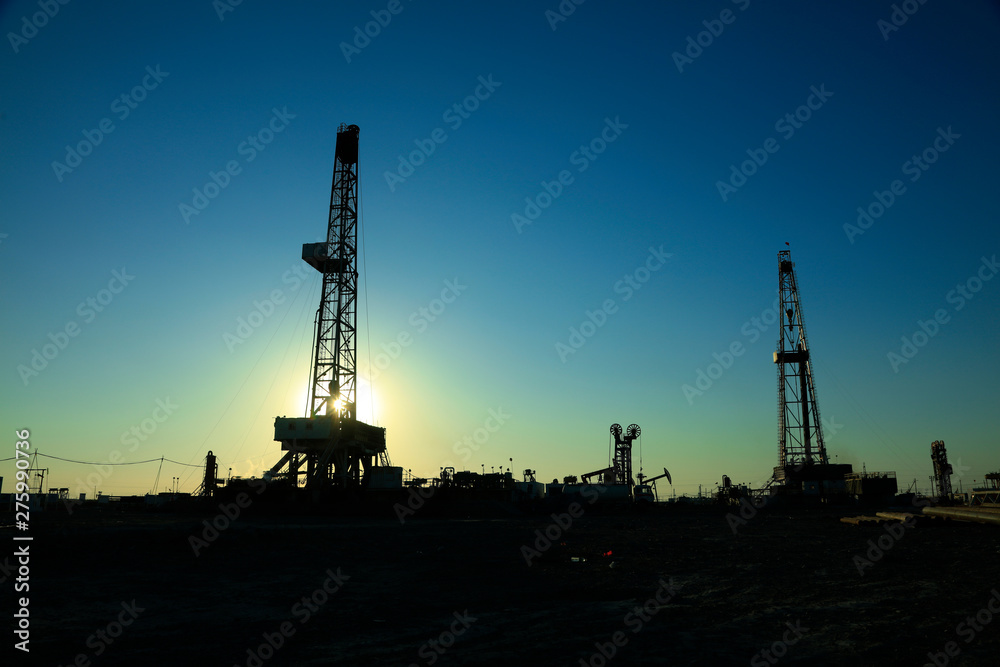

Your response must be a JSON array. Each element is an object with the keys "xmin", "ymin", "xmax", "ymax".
[
  {"xmin": 930, "ymin": 440, "xmax": 952, "ymax": 499},
  {"xmin": 268, "ymin": 124, "xmax": 390, "ymax": 492},
  {"xmin": 773, "ymin": 250, "xmax": 833, "ymax": 484}
]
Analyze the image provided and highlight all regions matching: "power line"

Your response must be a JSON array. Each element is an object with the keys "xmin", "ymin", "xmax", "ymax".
[{"xmin": 32, "ymin": 453, "xmax": 202, "ymax": 468}]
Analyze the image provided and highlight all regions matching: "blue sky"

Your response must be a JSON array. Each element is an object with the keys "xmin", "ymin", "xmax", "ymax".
[{"xmin": 2, "ymin": 0, "xmax": 998, "ymax": 497}]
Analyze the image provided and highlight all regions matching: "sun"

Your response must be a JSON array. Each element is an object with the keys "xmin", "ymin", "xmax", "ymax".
[
  {"xmin": 355, "ymin": 376, "xmax": 381, "ymax": 424},
  {"xmin": 294, "ymin": 379, "xmax": 381, "ymax": 423}
]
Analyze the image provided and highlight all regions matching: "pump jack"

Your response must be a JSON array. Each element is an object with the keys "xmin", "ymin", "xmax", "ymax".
[{"xmin": 635, "ymin": 468, "xmax": 672, "ymax": 503}]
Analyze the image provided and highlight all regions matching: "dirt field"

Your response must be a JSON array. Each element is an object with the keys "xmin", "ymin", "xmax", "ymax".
[{"xmin": 8, "ymin": 500, "xmax": 1000, "ymax": 666}]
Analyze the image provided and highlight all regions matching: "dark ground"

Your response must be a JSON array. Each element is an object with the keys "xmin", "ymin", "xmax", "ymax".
[{"xmin": 5, "ymin": 501, "xmax": 1000, "ymax": 666}]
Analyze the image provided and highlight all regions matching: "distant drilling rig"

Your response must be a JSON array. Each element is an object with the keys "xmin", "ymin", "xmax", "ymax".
[
  {"xmin": 770, "ymin": 250, "xmax": 859, "ymax": 499},
  {"xmin": 774, "ymin": 249, "xmax": 829, "ymax": 472},
  {"xmin": 267, "ymin": 124, "xmax": 395, "ymax": 493}
]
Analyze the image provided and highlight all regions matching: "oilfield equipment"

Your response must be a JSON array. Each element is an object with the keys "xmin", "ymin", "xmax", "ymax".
[
  {"xmin": 572, "ymin": 424, "xmax": 671, "ymax": 503},
  {"xmin": 715, "ymin": 475, "xmax": 759, "ymax": 506},
  {"xmin": 170, "ymin": 147, "xmax": 993, "ymax": 513},
  {"xmin": 634, "ymin": 468, "xmax": 672, "ymax": 504},
  {"xmin": 581, "ymin": 424, "xmax": 640, "ymax": 487},
  {"xmin": 769, "ymin": 250, "xmax": 895, "ymax": 500},
  {"xmin": 774, "ymin": 249, "xmax": 828, "ymax": 472},
  {"xmin": 265, "ymin": 124, "xmax": 397, "ymax": 493},
  {"xmin": 194, "ymin": 451, "xmax": 221, "ymax": 497},
  {"xmin": 970, "ymin": 472, "xmax": 1000, "ymax": 506},
  {"xmin": 930, "ymin": 440, "xmax": 953, "ymax": 499}
]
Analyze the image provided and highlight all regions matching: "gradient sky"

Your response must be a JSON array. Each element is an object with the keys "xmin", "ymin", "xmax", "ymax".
[{"xmin": 2, "ymin": 1, "xmax": 998, "ymax": 497}]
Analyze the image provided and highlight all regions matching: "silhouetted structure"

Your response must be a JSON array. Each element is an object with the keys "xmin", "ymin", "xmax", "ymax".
[
  {"xmin": 970, "ymin": 471, "xmax": 1000, "ymax": 506},
  {"xmin": 634, "ymin": 467, "xmax": 671, "ymax": 503},
  {"xmin": 611, "ymin": 423, "xmax": 640, "ymax": 492},
  {"xmin": 930, "ymin": 440, "xmax": 953, "ymax": 499},
  {"xmin": 581, "ymin": 424, "xmax": 639, "ymax": 490},
  {"xmin": 845, "ymin": 470, "xmax": 898, "ymax": 504},
  {"xmin": 268, "ymin": 124, "xmax": 392, "ymax": 492},
  {"xmin": 771, "ymin": 251, "xmax": 852, "ymax": 497},
  {"xmin": 774, "ymin": 250, "xmax": 827, "ymax": 469},
  {"xmin": 196, "ymin": 450, "xmax": 221, "ymax": 497}
]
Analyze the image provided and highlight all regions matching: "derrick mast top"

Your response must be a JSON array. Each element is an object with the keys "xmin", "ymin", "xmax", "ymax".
[
  {"xmin": 304, "ymin": 123, "xmax": 361, "ymax": 420},
  {"xmin": 774, "ymin": 250, "xmax": 828, "ymax": 469}
]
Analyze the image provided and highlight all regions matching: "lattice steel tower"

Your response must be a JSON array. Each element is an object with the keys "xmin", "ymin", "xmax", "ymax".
[
  {"xmin": 774, "ymin": 250, "xmax": 828, "ymax": 470},
  {"xmin": 309, "ymin": 123, "xmax": 360, "ymax": 421},
  {"xmin": 610, "ymin": 423, "xmax": 640, "ymax": 490},
  {"xmin": 269, "ymin": 124, "xmax": 389, "ymax": 491},
  {"xmin": 930, "ymin": 440, "xmax": 952, "ymax": 499}
]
